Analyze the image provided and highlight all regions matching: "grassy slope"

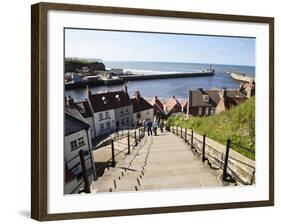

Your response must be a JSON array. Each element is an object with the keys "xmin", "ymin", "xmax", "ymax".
[{"xmin": 166, "ymin": 97, "xmax": 255, "ymax": 159}]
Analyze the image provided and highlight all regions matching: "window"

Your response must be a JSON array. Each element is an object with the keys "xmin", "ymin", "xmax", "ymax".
[
  {"xmin": 121, "ymin": 119, "xmax": 124, "ymax": 125},
  {"xmin": 106, "ymin": 121, "xmax": 110, "ymax": 128},
  {"xmin": 198, "ymin": 107, "xmax": 202, "ymax": 115},
  {"xmin": 99, "ymin": 113, "xmax": 103, "ymax": 120},
  {"xmin": 205, "ymin": 107, "xmax": 209, "ymax": 115},
  {"xmin": 125, "ymin": 107, "xmax": 128, "ymax": 113},
  {"xmin": 105, "ymin": 111, "xmax": 109, "ymax": 118},
  {"xmin": 100, "ymin": 123, "xmax": 104, "ymax": 130},
  {"xmin": 120, "ymin": 108, "xmax": 123, "ymax": 114},
  {"xmin": 70, "ymin": 140, "xmax": 78, "ymax": 150},
  {"xmin": 77, "ymin": 137, "xmax": 84, "ymax": 146},
  {"xmin": 126, "ymin": 117, "xmax": 129, "ymax": 123}
]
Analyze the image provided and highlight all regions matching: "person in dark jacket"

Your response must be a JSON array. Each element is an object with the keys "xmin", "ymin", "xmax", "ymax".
[
  {"xmin": 146, "ymin": 120, "xmax": 153, "ymax": 136},
  {"xmin": 159, "ymin": 119, "xmax": 164, "ymax": 133}
]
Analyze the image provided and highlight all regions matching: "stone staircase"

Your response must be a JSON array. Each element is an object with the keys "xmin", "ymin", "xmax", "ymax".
[{"xmin": 91, "ymin": 130, "xmax": 222, "ymax": 193}]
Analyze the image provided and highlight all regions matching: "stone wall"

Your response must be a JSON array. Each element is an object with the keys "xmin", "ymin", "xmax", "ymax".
[{"xmin": 172, "ymin": 127, "xmax": 255, "ymax": 185}]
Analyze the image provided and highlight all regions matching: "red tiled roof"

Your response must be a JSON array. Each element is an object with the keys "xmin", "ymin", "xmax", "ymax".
[
  {"xmin": 165, "ymin": 96, "xmax": 181, "ymax": 112},
  {"xmin": 181, "ymin": 99, "xmax": 188, "ymax": 108}
]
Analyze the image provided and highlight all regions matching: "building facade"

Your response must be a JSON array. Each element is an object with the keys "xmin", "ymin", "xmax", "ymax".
[
  {"xmin": 188, "ymin": 87, "xmax": 249, "ymax": 117},
  {"xmin": 64, "ymin": 109, "xmax": 95, "ymax": 194},
  {"xmin": 131, "ymin": 91, "xmax": 154, "ymax": 126},
  {"xmin": 86, "ymin": 86, "xmax": 133, "ymax": 137}
]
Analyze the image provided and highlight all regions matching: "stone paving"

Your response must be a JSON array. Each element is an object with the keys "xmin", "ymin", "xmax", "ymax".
[{"xmin": 91, "ymin": 130, "xmax": 222, "ymax": 193}]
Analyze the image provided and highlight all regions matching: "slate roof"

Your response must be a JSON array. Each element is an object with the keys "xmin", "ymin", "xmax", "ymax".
[
  {"xmin": 88, "ymin": 90, "xmax": 132, "ymax": 113},
  {"xmin": 189, "ymin": 90, "xmax": 221, "ymax": 107},
  {"xmin": 65, "ymin": 111, "xmax": 89, "ymax": 136},
  {"xmin": 75, "ymin": 100, "xmax": 92, "ymax": 117},
  {"xmin": 131, "ymin": 97, "xmax": 153, "ymax": 113},
  {"xmin": 224, "ymin": 90, "xmax": 247, "ymax": 99},
  {"xmin": 223, "ymin": 90, "xmax": 247, "ymax": 109}
]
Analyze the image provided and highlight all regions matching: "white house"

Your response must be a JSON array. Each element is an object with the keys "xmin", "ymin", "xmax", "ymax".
[
  {"xmin": 74, "ymin": 100, "xmax": 96, "ymax": 139},
  {"xmin": 64, "ymin": 108, "xmax": 95, "ymax": 194},
  {"xmin": 86, "ymin": 86, "xmax": 133, "ymax": 137},
  {"xmin": 86, "ymin": 89, "xmax": 116, "ymax": 137},
  {"xmin": 131, "ymin": 91, "xmax": 154, "ymax": 126}
]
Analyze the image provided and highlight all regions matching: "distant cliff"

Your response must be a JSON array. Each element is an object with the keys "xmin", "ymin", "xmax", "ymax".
[{"xmin": 65, "ymin": 59, "xmax": 106, "ymax": 72}]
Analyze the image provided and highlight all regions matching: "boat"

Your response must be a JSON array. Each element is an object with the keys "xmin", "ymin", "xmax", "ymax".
[{"xmin": 229, "ymin": 71, "xmax": 255, "ymax": 83}]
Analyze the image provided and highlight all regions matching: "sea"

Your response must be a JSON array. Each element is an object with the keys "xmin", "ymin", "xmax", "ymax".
[{"xmin": 65, "ymin": 61, "xmax": 255, "ymax": 102}]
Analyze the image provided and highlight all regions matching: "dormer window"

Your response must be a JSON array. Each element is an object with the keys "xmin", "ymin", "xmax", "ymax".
[
  {"xmin": 115, "ymin": 94, "xmax": 121, "ymax": 102},
  {"xmin": 102, "ymin": 96, "xmax": 107, "ymax": 104},
  {"xmin": 203, "ymin": 95, "xmax": 209, "ymax": 103}
]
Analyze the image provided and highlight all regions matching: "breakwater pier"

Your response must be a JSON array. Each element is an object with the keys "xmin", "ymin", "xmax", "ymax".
[
  {"xmin": 118, "ymin": 71, "xmax": 214, "ymax": 81},
  {"xmin": 65, "ymin": 70, "xmax": 214, "ymax": 90}
]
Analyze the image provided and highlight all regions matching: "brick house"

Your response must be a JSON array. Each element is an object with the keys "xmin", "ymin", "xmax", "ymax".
[{"xmin": 188, "ymin": 88, "xmax": 221, "ymax": 116}]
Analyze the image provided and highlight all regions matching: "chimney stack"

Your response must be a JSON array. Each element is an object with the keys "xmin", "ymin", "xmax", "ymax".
[
  {"xmin": 123, "ymin": 84, "xmax": 128, "ymax": 94},
  {"xmin": 86, "ymin": 85, "xmax": 91, "ymax": 100},
  {"xmin": 222, "ymin": 87, "xmax": 227, "ymax": 98},
  {"xmin": 66, "ymin": 96, "xmax": 75, "ymax": 108},
  {"xmin": 135, "ymin": 91, "xmax": 141, "ymax": 101}
]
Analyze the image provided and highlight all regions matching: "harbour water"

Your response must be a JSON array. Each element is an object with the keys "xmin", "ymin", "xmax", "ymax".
[{"xmin": 65, "ymin": 61, "xmax": 255, "ymax": 101}]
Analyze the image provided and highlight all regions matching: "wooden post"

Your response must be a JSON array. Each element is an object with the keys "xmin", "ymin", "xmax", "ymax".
[
  {"xmin": 222, "ymin": 139, "xmax": 231, "ymax": 181},
  {"xmin": 111, "ymin": 139, "xmax": 116, "ymax": 167},
  {"xmin": 191, "ymin": 129, "xmax": 194, "ymax": 149},
  {"xmin": 127, "ymin": 131, "xmax": 130, "ymax": 154},
  {"xmin": 202, "ymin": 134, "xmax": 206, "ymax": 162},
  {"xmin": 79, "ymin": 150, "xmax": 90, "ymax": 193},
  {"xmin": 185, "ymin": 128, "xmax": 187, "ymax": 143}
]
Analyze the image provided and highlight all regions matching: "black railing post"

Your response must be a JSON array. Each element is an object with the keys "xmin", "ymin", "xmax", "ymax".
[
  {"xmin": 139, "ymin": 128, "xmax": 141, "ymax": 140},
  {"xmin": 79, "ymin": 150, "xmax": 91, "ymax": 193},
  {"xmin": 176, "ymin": 126, "xmax": 178, "ymax": 135},
  {"xmin": 191, "ymin": 129, "xmax": 194, "ymax": 149},
  {"xmin": 111, "ymin": 139, "xmax": 116, "ymax": 167},
  {"xmin": 181, "ymin": 127, "xmax": 182, "ymax": 138},
  {"xmin": 202, "ymin": 134, "xmax": 206, "ymax": 162},
  {"xmin": 222, "ymin": 139, "xmax": 231, "ymax": 181},
  {"xmin": 134, "ymin": 130, "xmax": 137, "ymax": 146},
  {"xmin": 127, "ymin": 131, "xmax": 130, "ymax": 154},
  {"xmin": 185, "ymin": 128, "xmax": 187, "ymax": 143}
]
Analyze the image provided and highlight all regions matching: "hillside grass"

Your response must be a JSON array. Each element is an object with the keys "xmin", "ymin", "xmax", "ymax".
[{"xmin": 166, "ymin": 97, "xmax": 255, "ymax": 160}]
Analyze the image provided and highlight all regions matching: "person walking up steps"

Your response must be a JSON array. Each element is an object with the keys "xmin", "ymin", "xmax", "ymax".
[
  {"xmin": 146, "ymin": 120, "xmax": 153, "ymax": 136},
  {"xmin": 159, "ymin": 119, "xmax": 164, "ymax": 133},
  {"xmin": 153, "ymin": 119, "xmax": 158, "ymax": 136}
]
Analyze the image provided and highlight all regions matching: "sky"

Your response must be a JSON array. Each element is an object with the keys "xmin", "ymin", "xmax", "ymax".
[{"xmin": 65, "ymin": 28, "xmax": 255, "ymax": 66}]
